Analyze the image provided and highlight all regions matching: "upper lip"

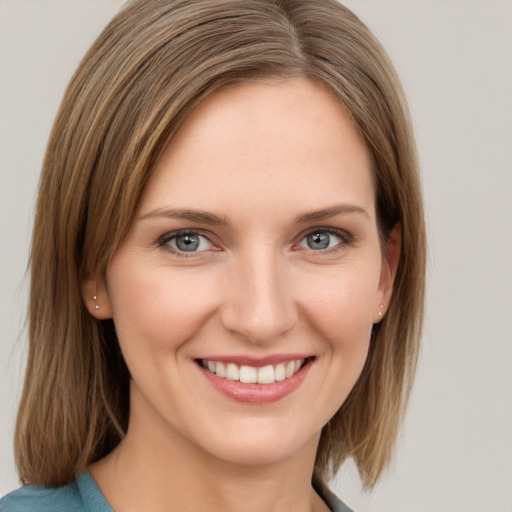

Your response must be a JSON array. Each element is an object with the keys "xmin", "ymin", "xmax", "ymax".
[{"xmin": 196, "ymin": 354, "xmax": 314, "ymax": 367}]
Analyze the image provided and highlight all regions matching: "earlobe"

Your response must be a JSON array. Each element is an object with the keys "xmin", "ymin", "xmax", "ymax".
[
  {"xmin": 81, "ymin": 272, "xmax": 113, "ymax": 320},
  {"xmin": 374, "ymin": 223, "xmax": 401, "ymax": 323}
]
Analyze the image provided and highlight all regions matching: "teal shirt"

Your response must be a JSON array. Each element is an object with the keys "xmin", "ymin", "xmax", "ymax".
[
  {"xmin": 0, "ymin": 471, "xmax": 352, "ymax": 512},
  {"xmin": 0, "ymin": 472, "xmax": 112, "ymax": 512}
]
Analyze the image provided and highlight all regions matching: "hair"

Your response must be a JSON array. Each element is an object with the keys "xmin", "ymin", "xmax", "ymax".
[{"xmin": 15, "ymin": 0, "xmax": 425, "ymax": 491}]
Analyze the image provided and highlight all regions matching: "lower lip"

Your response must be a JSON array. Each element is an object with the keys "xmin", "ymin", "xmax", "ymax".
[{"xmin": 198, "ymin": 359, "xmax": 313, "ymax": 404}]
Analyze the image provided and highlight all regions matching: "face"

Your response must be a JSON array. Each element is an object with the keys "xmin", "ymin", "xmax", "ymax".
[{"xmin": 89, "ymin": 78, "xmax": 397, "ymax": 468}]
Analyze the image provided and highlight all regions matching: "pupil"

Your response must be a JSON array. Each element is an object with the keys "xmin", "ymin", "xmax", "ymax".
[
  {"xmin": 307, "ymin": 232, "xmax": 329, "ymax": 250},
  {"xmin": 176, "ymin": 234, "xmax": 199, "ymax": 252}
]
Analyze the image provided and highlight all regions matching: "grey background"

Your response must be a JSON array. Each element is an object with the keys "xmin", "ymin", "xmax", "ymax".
[{"xmin": 1, "ymin": 1, "xmax": 511, "ymax": 511}]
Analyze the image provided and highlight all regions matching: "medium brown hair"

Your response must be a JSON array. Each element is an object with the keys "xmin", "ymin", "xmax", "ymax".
[{"xmin": 16, "ymin": 0, "xmax": 425, "ymax": 490}]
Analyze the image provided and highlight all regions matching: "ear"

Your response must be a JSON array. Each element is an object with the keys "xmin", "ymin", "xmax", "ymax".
[
  {"xmin": 373, "ymin": 223, "xmax": 401, "ymax": 323},
  {"xmin": 81, "ymin": 271, "xmax": 113, "ymax": 320}
]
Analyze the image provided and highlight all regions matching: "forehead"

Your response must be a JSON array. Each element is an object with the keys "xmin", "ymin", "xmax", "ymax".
[{"xmin": 139, "ymin": 78, "xmax": 375, "ymax": 221}]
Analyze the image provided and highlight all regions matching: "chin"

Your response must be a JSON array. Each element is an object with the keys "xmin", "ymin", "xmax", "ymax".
[{"xmin": 188, "ymin": 418, "xmax": 321, "ymax": 469}]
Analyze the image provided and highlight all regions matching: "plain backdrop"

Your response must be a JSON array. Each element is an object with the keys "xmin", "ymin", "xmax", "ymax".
[{"xmin": 1, "ymin": 1, "xmax": 511, "ymax": 511}]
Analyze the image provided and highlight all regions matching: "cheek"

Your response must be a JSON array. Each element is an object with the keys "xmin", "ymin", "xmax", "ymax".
[
  {"xmin": 298, "ymin": 263, "xmax": 379, "ymax": 352},
  {"xmin": 106, "ymin": 262, "xmax": 220, "ymax": 356}
]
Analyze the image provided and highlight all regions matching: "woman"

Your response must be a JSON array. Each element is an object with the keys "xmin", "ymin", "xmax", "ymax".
[{"xmin": 1, "ymin": 1, "xmax": 425, "ymax": 511}]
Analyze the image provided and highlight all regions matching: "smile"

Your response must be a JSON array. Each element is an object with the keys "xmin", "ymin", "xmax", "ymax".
[
  {"xmin": 197, "ymin": 356, "xmax": 314, "ymax": 403},
  {"xmin": 200, "ymin": 358, "xmax": 305, "ymax": 384}
]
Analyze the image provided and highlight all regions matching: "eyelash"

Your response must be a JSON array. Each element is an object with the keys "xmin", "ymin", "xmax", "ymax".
[
  {"xmin": 157, "ymin": 230, "xmax": 214, "ymax": 257},
  {"xmin": 156, "ymin": 227, "xmax": 354, "ymax": 257},
  {"xmin": 295, "ymin": 228, "xmax": 353, "ymax": 253}
]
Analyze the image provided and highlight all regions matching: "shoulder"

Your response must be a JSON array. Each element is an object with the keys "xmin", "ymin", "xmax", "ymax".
[
  {"xmin": 314, "ymin": 480, "xmax": 355, "ymax": 512},
  {"xmin": 0, "ymin": 472, "xmax": 111, "ymax": 512},
  {"xmin": 322, "ymin": 490, "xmax": 355, "ymax": 512},
  {"xmin": 0, "ymin": 480, "xmax": 83, "ymax": 512}
]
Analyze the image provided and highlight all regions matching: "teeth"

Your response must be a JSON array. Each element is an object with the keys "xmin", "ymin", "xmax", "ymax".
[
  {"xmin": 274, "ymin": 363, "xmax": 286, "ymax": 381},
  {"xmin": 201, "ymin": 358, "xmax": 306, "ymax": 384},
  {"xmin": 225, "ymin": 363, "xmax": 239, "ymax": 381},
  {"xmin": 215, "ymin": 361, "xmax": 226, "ymax": 378},
  {"xmin": 257, "ymin": 365, "xmax": 274, "ymax": 384},
  {"xmin": 240, "ymin": 366, "xmax": 257, "ymax": 383}
]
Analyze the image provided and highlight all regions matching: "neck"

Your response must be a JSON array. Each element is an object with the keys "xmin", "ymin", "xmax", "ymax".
[{"xmin": 89, "ymin": 390, "xmax": 327, "ymax": 512}]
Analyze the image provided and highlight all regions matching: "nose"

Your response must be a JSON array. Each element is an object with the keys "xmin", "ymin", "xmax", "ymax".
[{"xmin": 220, "ymin": 249, "xmax": 298, "ymax": 345}]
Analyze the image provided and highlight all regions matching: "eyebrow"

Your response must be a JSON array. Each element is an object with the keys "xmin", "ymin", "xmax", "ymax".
[
  {"xmin": 295, "ymin": 204, "xmax": 370, "ymax": 223},
  {"xmin": 139, "ymin": 207, "xmax": 229, "ymax": 226},
  {"xmin": 140, "ymin": 203, "xmax": 369, "ymax": 226}
]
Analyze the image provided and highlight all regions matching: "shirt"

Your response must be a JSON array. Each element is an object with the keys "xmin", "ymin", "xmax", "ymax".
[{"xmin": 0, "ymin": 471, "xmax": 353, "ymax": 512}]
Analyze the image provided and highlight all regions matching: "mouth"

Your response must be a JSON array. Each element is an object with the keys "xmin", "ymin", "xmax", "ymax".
[
  {"xmin": 195, "ymin": 356, "xmax": 315, "ymax": 403},
  {"xmin": 197, "ymin": 357, "xmax": 310, "ymax": 384}
]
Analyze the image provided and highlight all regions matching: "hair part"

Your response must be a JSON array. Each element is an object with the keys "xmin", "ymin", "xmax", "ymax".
[{"xmin": 16, "ymin": 0, "xmax": 425, "ymax": 490}]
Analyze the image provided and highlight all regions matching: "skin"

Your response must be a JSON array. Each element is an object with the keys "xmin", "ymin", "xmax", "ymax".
[{"xmin": 84, "ymin": 78, "xmax": 400, "ymax": 512}]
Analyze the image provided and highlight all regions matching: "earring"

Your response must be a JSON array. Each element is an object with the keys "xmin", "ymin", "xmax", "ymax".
[
  {"xmin": 93, "ymin": 295, "xmax": 99, "ymax": 310},
  {"xmin": 378, "ymin": 304, "xmax": 384, "ymax": 317}
]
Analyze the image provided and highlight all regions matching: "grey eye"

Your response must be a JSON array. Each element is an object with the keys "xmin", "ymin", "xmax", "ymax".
[
  {"xmin": 299, "ymin": 231, "xmax": 343, "ymax": 251},
  {"xmin": 175, "ymin": 234, "xmax": 200, "ymax": 251},
  {"xmin": 307, "ymin": 232, "xmax": 330, "ymax": 250},
  {"xmin": 168, "ymin": 232, "xmax": 212, "ymax": 252}
]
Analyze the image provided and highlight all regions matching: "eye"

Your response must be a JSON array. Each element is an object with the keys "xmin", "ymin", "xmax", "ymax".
[
  {"xmin": 297, "ymin": 230, "xmax": 346, "ymax": 251},
  {"xmin": 160, "ymin": 230, "xmax": 213, "ymax": 254}
]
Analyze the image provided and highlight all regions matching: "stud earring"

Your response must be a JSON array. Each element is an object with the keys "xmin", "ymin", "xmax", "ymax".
[
  {"xmin": 93, "ymin": 295, "xmax": 99, "ymax": 310},
  {"xmin": 378, "ymin": 304, "xmax": 384, "ymax": 317}
]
